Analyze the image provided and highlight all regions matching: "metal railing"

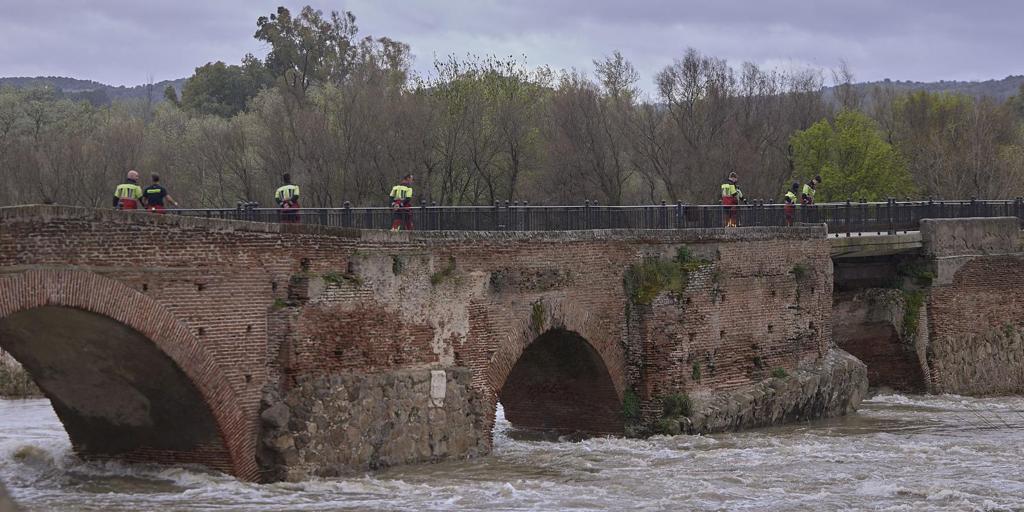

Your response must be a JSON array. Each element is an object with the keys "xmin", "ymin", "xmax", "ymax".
[{"xmin": 168, "ymin": 198, "xmax": 1024, "ymax": 235}]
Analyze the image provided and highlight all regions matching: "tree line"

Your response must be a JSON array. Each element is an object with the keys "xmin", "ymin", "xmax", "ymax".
[{"xmin": 2, "ymin": 5, "xmax": 1023, "ymax": 209}]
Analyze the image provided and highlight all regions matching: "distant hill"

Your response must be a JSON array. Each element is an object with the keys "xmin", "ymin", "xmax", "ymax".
[
  {"xmin": 826, "ymin": 75, "xmax": 1024, "ymax": 103},
  {"xmin": 0, "ymin": 76, "xmax": 187, "ymax": 106},
  {"xmin": 3, "ymin": 74, "xmax": 1023, "ymax": 107}
]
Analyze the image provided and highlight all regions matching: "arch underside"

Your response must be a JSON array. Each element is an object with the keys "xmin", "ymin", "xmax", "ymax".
[
  {"xmin": 498, "ymin": 328, "xmax": 624, "ymax": 436},
  {"xmin": 0, "ymin": 306, "xmax": 232, "ymax": 471}
]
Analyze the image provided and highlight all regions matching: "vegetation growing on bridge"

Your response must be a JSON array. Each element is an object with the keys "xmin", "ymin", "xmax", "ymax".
[
  {"xmin": 624, "ymin": 247, "xmax": 710, "ymax": 305},
  {"xmin": 885, "ymin": 257, "xmax": 933, "ymax": 340},
  {"xmin": 322, "ymin": 270, "xmax": 362, "ymax": 286},
  {"xmin": 896, "ymin": 259, "xmax": 936, "ymax": 288},
  {"xmin": 790, "ymin": 263, "xmax": 809, "ymax": 281},
  {"xmin": 654, "ymin": 392, "xmax": 693, "ymax": 435},
  {"xmin": 622, "ymin": 388, "xmax": 641, "ymax": 423},
  {"xmin": 901, "ymin": 290, "xmax": 925, "ymax": 340},
  {"xmin": 430, "ymin": 256, "xmax": 457, "ymax": 285}
]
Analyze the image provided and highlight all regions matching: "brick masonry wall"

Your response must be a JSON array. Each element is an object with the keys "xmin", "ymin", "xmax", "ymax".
[
  {"xmin": 633, "ymin": 238, "xmax": 833, "ymax": 421},
  {"xmin": 0, "ymin": 205, "xmax": 837, "ymax": 480},
  {"xmin": 925, "ymin": 255, "xmax": 1024, "ymax": 394},
  {"xmin": 921, "ymin": 218, "xmax": 1024, "ymax": 395}
]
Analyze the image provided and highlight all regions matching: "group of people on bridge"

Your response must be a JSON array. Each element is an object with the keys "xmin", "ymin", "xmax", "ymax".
[
  {"xmin": 112, "ymin": 170, "xmax": 180, "ymax": 212},
  {"xmin": 113, "ymin": 171, "xmax": 417, "ymax": 231},
  {"xmin": 113, "ymin": 169, "xmax": 820, "ymax": 230},
  {"xmin": 721, "ymin": 172, "xmax": 822, "ymax": 227}
]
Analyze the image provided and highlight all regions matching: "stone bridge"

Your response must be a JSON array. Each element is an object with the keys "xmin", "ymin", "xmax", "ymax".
[{"xmin": 0, "ymin": 205, "xmax": 1020, "ymax": 482}]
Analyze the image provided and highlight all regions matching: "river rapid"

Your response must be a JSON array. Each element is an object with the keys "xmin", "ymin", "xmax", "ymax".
[{"xmin": 1, "ymin": 394, "xmax": 1023, "ymax": 511}]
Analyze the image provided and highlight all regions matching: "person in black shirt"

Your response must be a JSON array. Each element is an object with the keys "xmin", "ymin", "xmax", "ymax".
[{"xmin": 141, "ymin": 174, "xmax": 179, "ymax": 213}]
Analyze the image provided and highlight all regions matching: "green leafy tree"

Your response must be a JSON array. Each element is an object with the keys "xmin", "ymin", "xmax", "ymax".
[
  {"xmin": 180, "ymin": 61, "xmax": 265, "ymax": 117},
  {"xmin": 1008, "ymin": 84, "xmax": 1024, "ymax": 123},
  {"xmin": 790, "ymin": 110, "xmax": 915, "ymax": 201},
  {"xmin": 163, "ymin": 85, "xmax": 179, "ymax": 106},
  {"xmin": 254, "ymin": 6, "xmax": 359, "ymax": 98}
]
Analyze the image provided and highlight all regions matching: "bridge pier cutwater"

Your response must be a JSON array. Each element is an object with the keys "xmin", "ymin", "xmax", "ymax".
[{"xmin": 0, "ymin": 205, "xmax": 1020, "ymax": 482}]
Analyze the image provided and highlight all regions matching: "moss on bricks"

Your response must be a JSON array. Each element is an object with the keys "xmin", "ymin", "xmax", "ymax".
[
  {"xmin": 622, "ymin": 388, "xmax": 641, "ymax": 423},
  {"xmin": 430, "ymin": 256, "xmax": 457, "ymax": 286},
  {"xmin": 624, "ymin": 246, "xmax": 710, "ymax": 305},
  {"xmin": 902, "ymin": 289, "xmax": 925, "ymax": 339}
]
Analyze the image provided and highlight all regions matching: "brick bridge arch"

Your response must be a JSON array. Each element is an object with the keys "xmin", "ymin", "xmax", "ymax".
[
  {"xmin": 484, "ymin": 297, "xmax": 626, "ymax": 436},
  {"xmin": 0, "ymin": 270, "xmax": 258, "ymax": 481}
]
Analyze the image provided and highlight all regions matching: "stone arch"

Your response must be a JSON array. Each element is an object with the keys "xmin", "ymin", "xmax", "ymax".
[
  {"xmin": 0, "ymin": 270, "xmax": 258, "ymax": 481},
  {"xmin": 484, "ymin": 298, "xmax": 626, "ymax": 436}
]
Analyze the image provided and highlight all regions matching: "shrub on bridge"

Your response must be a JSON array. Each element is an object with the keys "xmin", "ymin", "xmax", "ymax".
[
  {"xmin": 661, "ymin": 392, "xmax": 692, "ymax": 418},
  {"xmin": 624, "ymin": 247, "xmax": 710, "ymax": 305}
]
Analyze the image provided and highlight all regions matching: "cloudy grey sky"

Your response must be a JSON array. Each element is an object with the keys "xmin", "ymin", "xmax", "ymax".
[{"xmin": 1, "ymin": 0, "xmax": 1022, "ymax": 93}]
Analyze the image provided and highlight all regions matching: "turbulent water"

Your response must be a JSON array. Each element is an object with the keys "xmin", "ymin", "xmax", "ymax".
[{"xmin": 2, "ymin": 395, "xmax": 1024, "ymax": 511}]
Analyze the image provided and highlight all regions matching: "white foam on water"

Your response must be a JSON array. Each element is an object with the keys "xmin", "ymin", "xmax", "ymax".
[{"xmin": 3, "ymin": 394, "xmax": 1024, "ymax": 511}]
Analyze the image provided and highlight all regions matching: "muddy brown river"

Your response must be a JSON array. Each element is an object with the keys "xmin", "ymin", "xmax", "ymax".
[{"xmin": 1, "ymin": 394, "xmax": 1023, "ymax": 511}]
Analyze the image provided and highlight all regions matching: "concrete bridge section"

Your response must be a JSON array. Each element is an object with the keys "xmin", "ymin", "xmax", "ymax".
[{"xmin": 0, "ymin": 205, "xmax": 871, "ymax": 481}]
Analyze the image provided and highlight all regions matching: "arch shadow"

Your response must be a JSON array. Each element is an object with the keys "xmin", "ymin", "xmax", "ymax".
[
  {"xmin": 499, "ymin": 328, "xmax": 624, "ymax": 436},
  {"xmin": 485, "ymin": 299, "xmax": 626, "ymax": 438},
  {"xmin": 0, "ymin": 270, "xmax": 257, "ymax": 481}
]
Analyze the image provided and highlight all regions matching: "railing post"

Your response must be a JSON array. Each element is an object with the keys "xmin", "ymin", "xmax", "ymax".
[
  {"xmin": 970, "ymin": 197, "xmax": 977, "ymax": 217},
  {"xmin": 1016, "ymin": 197, "xmax": 1024, "ymax": 225},
  {"xmin": 431, "ymin": 201, "xmax": 438, "ymax": 230},
  {"xmin": 676, "ymin": 201, "xmax": 683, "ymax": 229},
  {"xmin": 584, "ymin": 200, "xmax": 591, "ymax": 230},
  {"xmin": 845, "ymin": 199, "xmax": 851, "ymax": 237},
  {"xmin": 887, "ymin": 198, "xmax": 896, "ymax": 235},
  {"xmin": 342, "ymin": 201, "xmax": 352, "ymax": 228}
]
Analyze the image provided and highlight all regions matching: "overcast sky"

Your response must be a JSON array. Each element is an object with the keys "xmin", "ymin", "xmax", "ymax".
[{"xmin": 1, "ymin": 0, "xmax": 1022, "ymax": 94}]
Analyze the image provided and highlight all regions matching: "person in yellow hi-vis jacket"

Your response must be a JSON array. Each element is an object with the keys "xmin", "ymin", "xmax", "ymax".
[
  {"xmin": 113, "ymin": 170, "xmax": 143, "ymax": 210},
  {"xmin": 784, "ymin": 182, "xmax": 800, "ymax": 226},
  {"xmin": 389, "ymin": 174, "xmax": 414, "ymax": 231},
  {"xmin": 801, "ymin": 175, "xmax": 821, "ymax": 205},
  {"xmin": 721, "ymin": 172, "xmax": 744, "ymax": 227},
  {"xmin": 275, "ymin": 173, "xmax": 301, "ymax": 224}
]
